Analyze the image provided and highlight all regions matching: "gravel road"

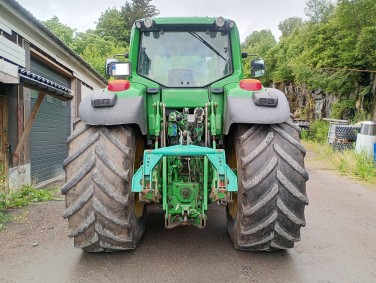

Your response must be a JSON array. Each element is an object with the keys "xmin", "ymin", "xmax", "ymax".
[{"xmin": 0, "ymin": 148, "xmax": 375, "ymax": 283}]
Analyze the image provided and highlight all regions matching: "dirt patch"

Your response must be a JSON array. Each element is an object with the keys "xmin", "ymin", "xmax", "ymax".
[
  {"xmin": 0, "ymin": 200, "xmax": 66, "ymax": 264},
  {"xmin": 0, "ymin": 179, "xmax": 66, "ymax": 265}
]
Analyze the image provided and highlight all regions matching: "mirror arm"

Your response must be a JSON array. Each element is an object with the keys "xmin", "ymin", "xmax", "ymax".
[
  {"xmin": 242, "ymin": 53, "xmax": 260, "ymax": 59},
  {"xmin": 113, "ymin": 54, "xmax": 128, "ymax": 59}
]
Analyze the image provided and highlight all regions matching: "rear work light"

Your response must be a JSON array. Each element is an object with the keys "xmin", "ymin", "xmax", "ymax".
[
  {"xmin": 252, "ymin": 92, "xmax": 278, "ymax": 107},
  {"xmin": 108, "ymin": 80, "xmax": 130, "ymax": 92},
  {"xmin": 240, "ymin": 79, "xmax": 263, "ymax": 91},
  {"xmin": 91, "ymin": 92, "xmax": 117, "ymax": 108}
]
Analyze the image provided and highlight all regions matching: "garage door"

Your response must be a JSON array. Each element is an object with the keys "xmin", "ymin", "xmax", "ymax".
[{"xmin": 30, "ymin": 91, "xmax": 70, "ymax": 184}]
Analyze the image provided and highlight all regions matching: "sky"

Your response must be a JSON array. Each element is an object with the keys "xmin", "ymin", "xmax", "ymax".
[{"xmin": 16, "ymin": 0, "xmax": 307, "ymax": 42}]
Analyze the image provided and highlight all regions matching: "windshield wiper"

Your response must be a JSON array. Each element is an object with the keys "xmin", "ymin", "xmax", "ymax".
[{"xmin": 185, "ymin": 27, "xmax": 227, "ymax": 61}]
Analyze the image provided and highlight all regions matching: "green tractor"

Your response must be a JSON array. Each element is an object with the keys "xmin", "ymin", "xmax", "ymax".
[{"xmin": 62, "ymin": 17, "xmax": 309, "ymax": 252}]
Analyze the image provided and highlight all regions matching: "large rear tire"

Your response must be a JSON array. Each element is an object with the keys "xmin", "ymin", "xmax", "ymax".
[
  {"xmin": 227, "ymin": 120, "xmax": 309, "ymax": 250},
  {"xmin": 62, "ymin": 120, "xmax": 145, "ymax": 252}
]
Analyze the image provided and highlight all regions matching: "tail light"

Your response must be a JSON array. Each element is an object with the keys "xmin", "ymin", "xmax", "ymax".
[
  {"xmin": 108, "ymin": 80, "xmax": 130, "ymax": 92},
  {"xmin": 240, "ymin": 79, "xmax": 262, "ymax": 91}
]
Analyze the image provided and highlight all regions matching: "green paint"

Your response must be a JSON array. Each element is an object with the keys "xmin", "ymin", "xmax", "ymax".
[{"xmin": 162, "ymin": 89, "xmax": 208, "ymax": 108}]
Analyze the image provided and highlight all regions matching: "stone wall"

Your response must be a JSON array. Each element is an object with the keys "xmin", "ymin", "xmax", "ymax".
[{"xmin": 273, "ymin": 83, "xmax": 337, "ymax": 121}]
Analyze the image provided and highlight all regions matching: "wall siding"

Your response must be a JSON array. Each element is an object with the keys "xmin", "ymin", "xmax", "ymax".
[{"xmin": 0, "ymin": 36, "xmax": 25, "ymax": 67}]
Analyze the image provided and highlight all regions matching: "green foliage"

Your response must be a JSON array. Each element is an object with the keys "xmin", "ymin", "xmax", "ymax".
[
  {"xmin": 121, "ymin": 0, "xmax": 159, "ymax": 43},
  {"xmin": 0, "ymin": 185, "xmax": 58, "ymax": 231},
  {"xmin": 96, "ymin": 8, "xmax": 128, "ymax": 44},
  {"xmin": 334, "ymin": 150, "xmax": 376, "ymax": 183},
  {"xmin": 0, "ymin": 164, "xmax": 6, "ymax": 191},
  {"xmin": 242, "ymin": 0, "xmax": 376, "ymax": 120},
  {"xmin": 300, "ymin": 129, "xmax": 310, "ymax": 140},
  {"xmin": 353, "ymin": 110, "xmax": 371, "ymax": 123},
  {"xmin": 41, "ymin": 0, "xmax": 158, "ymax": 76},
  {"xmin": 331, "ymin": 98, "xmax": 356, "ymax": 119},
  {"xmin": 351, "ymin": 152, "xmax": 376, "ymax": 183},
  {"xmin": 356, "ymin": 26, "xmax": 376, "ymax": 68},
  {"xmin": 242, "ymin": 30, "xmax": 276, "ymax": 83},
  {"xmin": 304, "ymin": 0, "xmax": 335, "ymax": 23},
  {"xmin": 305, "ymin": 120, "xmax": 329, "ymax": 144},
  {"xmin": 278, "ymin": 17, "xmax": 304, "ymax": 37},
  {"xmin": 96, "ymin": 0, "xmax": 159, "ymax": 45},
  {"xmin": 75, "ymin": 30, "xmax": 128, "ymax": 77},
  {"xmin": 42, "ymin": 16, "xmax": 127, "ymax": 77},
  {"xmin": 42, "ymin": 16, "xmax": 76, "ymax": 47},
  {"xmin": 305, "ymin": 140, "xmax": 376, "ymax": 185},
  {"xmin": 0, "ymin": 185, "xmax": 57, "ymax": 210}
]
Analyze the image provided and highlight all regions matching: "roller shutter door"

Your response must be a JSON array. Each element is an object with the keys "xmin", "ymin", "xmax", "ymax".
[
  {"xmin": 29, "ymin": 56, "xmax": 71, "ymax": 184},
  {"xmin": 30, "ymin": 93, "xmax": 70, "ymax": 184}
]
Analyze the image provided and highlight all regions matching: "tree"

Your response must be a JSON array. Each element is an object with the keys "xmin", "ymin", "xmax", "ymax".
[
  {"xmin": 42, "ymin": 16, "xmax": 76, "ymax": 47},
  {"xmin": 41, "ymin": 0, "xmax": 161, "ymax": 76},
  {"xmin": 242, "ymin": 30, "xmax": 276, "ymax": 83},
  {"xmin": 96, "ymin": 8, "xmax": 128, "ymax": 44},
  {"xmin": 333, "ymin": 0, "xmax": 376, "ymax": 68},
  {"xmin": 80, "ymin": 36, "xmax": 127, "ymax": 77},
  {"xmin": 278, "ymin": 17, "xmax": 304, "ymax": 38},
  {"xmin": 94, "ymin": 0, "xmax": 159, "ymax": 45},
  {"xmin": 122, "ymin": 0, "xmax": 159, "ymax": 43},
  {"xmin": 304, "ymin": 0, "xmax": 335, "ymax": 23},
  {"xmin": 70, "ymin": 29, "xmax": 127, "ymax": 77}
]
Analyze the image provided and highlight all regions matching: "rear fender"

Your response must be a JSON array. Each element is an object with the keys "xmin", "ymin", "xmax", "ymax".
[
  {"xmin": 223, "ymin": 87, "xmax": 290, "ymax": 134},
  {"xmin": 79, "ymin": 89, "xmax": 147, "ymax": 135}
]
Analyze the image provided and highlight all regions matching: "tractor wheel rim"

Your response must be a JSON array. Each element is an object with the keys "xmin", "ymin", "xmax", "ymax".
[{"xmin": 228, "ymin": 192, "xmax": 238, "ymax": 220}]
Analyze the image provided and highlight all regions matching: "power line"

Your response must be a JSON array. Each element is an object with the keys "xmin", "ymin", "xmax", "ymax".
[{"xmin": 320, "ymin": 67, "xmax": 376, "ymax": 73}]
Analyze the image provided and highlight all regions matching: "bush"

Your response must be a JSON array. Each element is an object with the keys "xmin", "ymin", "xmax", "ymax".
[
  {"xmin": 331, "ymin": 99, "xmax": 356, "ymax": 120},
  {"xmin": 301, "ymin": 129, "xmax": 309, "ymax": 140},
  {"xmin": 303, "ymin": 120, "xmax": 329, "ymax": 144}
]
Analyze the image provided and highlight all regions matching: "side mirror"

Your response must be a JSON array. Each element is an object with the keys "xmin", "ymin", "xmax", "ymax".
[
  {"xmin": 106, "ymin": 61, "xmax": 131, "ymax": 77},
  {"xmin": 251, "ymin": 59, "xmax": 265, "ymax": 78}
]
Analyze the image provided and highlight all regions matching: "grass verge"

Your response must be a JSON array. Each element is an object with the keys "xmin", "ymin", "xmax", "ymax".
[
  {"xmin": 304, "ymin": 140, "xmax": 376, "ymax": 186},
  {"xmin": 0, "ymin": 185, "xmax": 59, "ymax": 231}
]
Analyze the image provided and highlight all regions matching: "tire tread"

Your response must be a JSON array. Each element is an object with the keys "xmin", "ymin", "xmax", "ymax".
[
  {"xmin": 227, "ymin": 121, "xmax": 308, "ymax": 251},
  {"xmin": 63, "ymin": 121, "xmax": 144, "ymax": 252}
]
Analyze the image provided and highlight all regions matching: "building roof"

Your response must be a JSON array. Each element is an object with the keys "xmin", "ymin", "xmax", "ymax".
[{"xmin": 5, "ymin": 0, "xmax": 108, "ymax": 85}]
